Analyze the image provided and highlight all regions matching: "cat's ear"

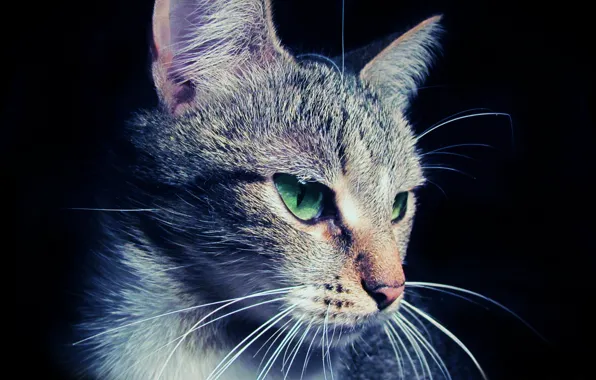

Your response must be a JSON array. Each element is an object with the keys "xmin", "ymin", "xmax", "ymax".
[
  {"xmin": 359, "ymin": 15, "xmax": 443, "ymax": 109},
  {"xmin": 151, "ymin": 0, "xmax": 293, "ymax": 115}
]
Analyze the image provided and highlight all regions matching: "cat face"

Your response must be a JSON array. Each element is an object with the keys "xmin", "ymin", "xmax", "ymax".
[{"xmin": 133, "ymin": 0, "xmax": 441, "ymax": 342}]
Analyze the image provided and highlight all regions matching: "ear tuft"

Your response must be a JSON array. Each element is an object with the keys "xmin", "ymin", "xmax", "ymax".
[{"xmin": 359, "ymin": 15, "xmax": 443, "ymax": 109}]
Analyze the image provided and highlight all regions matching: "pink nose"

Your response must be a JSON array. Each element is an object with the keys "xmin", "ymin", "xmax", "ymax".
[{"xmin": 364, "ymin": 284, "xmax": 404, "ymax": 310}]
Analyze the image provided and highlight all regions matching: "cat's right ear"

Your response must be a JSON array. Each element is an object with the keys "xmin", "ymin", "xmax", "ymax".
[
  {"xmin": 359, "ymin": 16, "xmax": 443, "ymax": 110},
  {"xmin": 151, "ymin": 0, "xmax": 293, "ymax": 115}
]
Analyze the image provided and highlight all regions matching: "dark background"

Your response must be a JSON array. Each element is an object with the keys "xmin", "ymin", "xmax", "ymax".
[{"xmin": 12, "ymin": 0, "xmax": 593, "ymax": 379}]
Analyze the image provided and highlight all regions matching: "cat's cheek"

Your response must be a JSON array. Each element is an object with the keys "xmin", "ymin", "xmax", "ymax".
[{"xmin": 392, "ymin": 217, "xmax": 414, "ymax": 261}]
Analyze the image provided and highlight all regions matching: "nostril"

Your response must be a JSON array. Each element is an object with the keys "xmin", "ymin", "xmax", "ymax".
[
  {"xmin": 370, "ymin": 290, "xmax": 389, "ymax": 308},
  {"xmin": 361, "ymin": 280, "xmax": 404, "ymax": 310}
]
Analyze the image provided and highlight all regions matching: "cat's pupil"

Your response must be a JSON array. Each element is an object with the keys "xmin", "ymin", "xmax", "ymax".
[{"xmin": 296, "ymin": 184, "xmax": 307, "ymax": 207}]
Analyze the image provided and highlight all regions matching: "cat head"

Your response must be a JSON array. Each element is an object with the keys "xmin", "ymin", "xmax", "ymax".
[{"xmin": 131, "ymin": 0, "xmax": 441, "ymax": 337}]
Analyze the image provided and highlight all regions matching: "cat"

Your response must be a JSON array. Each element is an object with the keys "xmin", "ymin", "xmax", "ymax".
[{"xmin": 65, "ymin": 0, "xmax": 499, "ymax": 379}]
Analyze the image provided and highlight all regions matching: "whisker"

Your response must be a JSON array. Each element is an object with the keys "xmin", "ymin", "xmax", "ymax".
[
  {"xmin": 402, "ymin": 300, "xmax": 488, "ymax": 380},
  {"xmin": 257, "ymin": 318, "xmax": 304, "ymax": 380},
  {"xmin": 383, "ymin": 324, "xmax": 405, "ymax": 378},
  {"xmin": 417, "ymin": 84, "xmax": 451, "ymax": 91},
  {"xmin": 406, "ymin": 282, "xmax": 547, "ymax": 342},
  {"xmin": 422, "ymin": 165, "xmax": 476, "ymax": 179},
  {"xmin": 417, "ymin": 112, "xmax": 512, "ymax": 141},
  {"xmin": 156, "ymin": 296, "xmax": 288, "ymax": 379},
  {"xmin": 357, "ymin": 336, "xmax": 372, "ymax": 359},
  {"xmin": 283, "ymin": 318, "xmax": 312, "ymax": 371},
  {"xmin": 386, "ymin": 322, "xmax": 420, "ymax": 379},
  {"xmin": 397, "ymin": 314, "xmax": 451, "ymax": 380},
  {"xmin": 284, "ymin": 319, "xmax": 314, "ymax": 380},
  {"xmin": 424, "ymin": 178, "xmax": 448, "ymax": 199},
  {"xmin": 321, "ymin": 318, "xmax": 328, "ymax": 380},
  {"xmin": 424, "ymin": 143, "xmax": 494, "ymax": 155},
  {"xmin": 207, "ymin": 306, "xmax": 296, "ymax": 380},
  {"xmin": 254, "ymin": 319, "xmax": 293, "ymax": 363},
  {"xmin": 73, "ymin": 285, "xmax": 303, "ymax": 346},
  {"xmin": 421, "ymin": 108, "xmax": 494, "ymax": 135},
  {"xmin": 257, "ymin": 324, "xmax": 291, "ymax": 373},
  {"xmin": 400, "ymin": 303, "xmax": 434, "ymax": 344},
  {"xmin": 296, "ymin": 54, "xmax": 341, "ymax": 73},
  {"xmin": 282, "ymin": 324, "xmax": 300, "ymax": 371},
  {"xmin": 121, "ymin": 297, "xmax": 286, "ymax": 378},
  {"xmin": 396, "ymin": 316, "xmax": 432, "ymax": 379},
  {"xmin": 410, "ymin": 285, "xmax": 487, "ymax": 309},
  {"xmin": 328, "ymin": 318, "xmax": 338, "ymax": 355},
  {"xmin": 301, "ymin": 325, "xmax": 321, "ymax": 380},
  {"xmin": 420, "ymin": 151, "xmax": 474, "ymax": 160},
  {"xmin": 335, "ymin": 325, "xmax": 344, "ymax": 348},
  {"xmin": 325, "ymin": 305, "xmax": 335, "ymax": 380}
]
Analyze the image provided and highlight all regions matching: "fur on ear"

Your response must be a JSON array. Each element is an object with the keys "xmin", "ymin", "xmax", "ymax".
[
  {"xmin": 359, "ymin": 15, "xmax": 443, "ymax": 109},
  {"xmin": 151, "ymin": 0, "xmax": 293, "ymax": 115}
]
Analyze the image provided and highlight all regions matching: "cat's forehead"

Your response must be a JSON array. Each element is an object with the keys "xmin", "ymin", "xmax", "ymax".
[
  {"xmin": 212, "ymin": 63, "xmax": 422, "ymax": 186},
  {"xmin": 138, "ymin": 62, "xmax": 423, "ymax": 192}
]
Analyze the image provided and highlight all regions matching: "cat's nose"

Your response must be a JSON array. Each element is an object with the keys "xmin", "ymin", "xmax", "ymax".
[{"xmin": 362, "ymin": 281, "xmax": 404, "ymax": 310}]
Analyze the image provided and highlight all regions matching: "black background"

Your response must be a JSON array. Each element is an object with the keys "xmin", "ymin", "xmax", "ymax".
[{"xmin": 12, "ymin": 0, "xmax": 594, "ymax": 379}]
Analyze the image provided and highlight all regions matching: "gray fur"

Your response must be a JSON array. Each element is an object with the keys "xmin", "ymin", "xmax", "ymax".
[{"xmin": 70, "ymin": 0, "xmax": 455, "ymax": 379}]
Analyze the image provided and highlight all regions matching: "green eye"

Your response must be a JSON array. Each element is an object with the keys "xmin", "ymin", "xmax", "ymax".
[
  {"xmin": 392, "ymin": 192, "xmax": 408, "ymax": 222},
  {"xmin": 274, "ymin": 174, "xmax": 324, "ymax": 221}
]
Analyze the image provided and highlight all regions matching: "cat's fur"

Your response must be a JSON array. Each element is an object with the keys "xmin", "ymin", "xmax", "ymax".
[{"xmin": 69, "ymin": 0, "xmax": 452, "ymax": 378}]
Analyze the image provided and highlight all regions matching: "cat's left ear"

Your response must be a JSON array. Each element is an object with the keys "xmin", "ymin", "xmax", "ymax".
[
  {"xmin": 151, "ymin": 0, "xmax": 293, "ymax": 115},
  {"xmin": 359, "ymin": 16, "xmax": 443, "ymax": 109}
]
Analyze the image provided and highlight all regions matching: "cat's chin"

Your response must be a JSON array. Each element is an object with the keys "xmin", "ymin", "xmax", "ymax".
[{"xmin": 277, "ymin": 304, "xmax": 400, "ymax": 350}]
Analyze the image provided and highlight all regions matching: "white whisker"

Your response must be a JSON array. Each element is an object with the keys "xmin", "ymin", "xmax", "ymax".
[
  {"xmin": 321, "ymin": 320, "xmax": 328, "ymax": 380},
  {"xmin": 301, "ymin": 325, "xmax": 321, "ymax": 380},
  {"xmin": 283, "ymin": 318, "xmax": 312, "ymax": 370},
  {"xmin": 257, "ymin": 317, "xmax": 304, "ymax": 380},
  {"xmin": 387, "ymin": 322, "xmax": 420, "ymax": 379},
  {"xmin": 401, "ymin": 300, "xmax": 433, "ymax": 343},
  {"xmin": 424, "ymin": 143, "xmax": 494, "ymax": 155},
  {"xmin": 335, "ymin": 325, "xmax": 344, "ymax": 348},
  {"xmin": 383, "ymin": 324, "xmax": 405, "ymax": 378},
  {"xmin": 402, "ymin": 300, "xmax": 488, "ymax": 380},
  {"xmin": 296, "ymin": 54, "xmax": 341, "ymax": 73},
  {"xmin": 417, "ymin": 112, "xmax": 512, "ymax": 141},
  {"xmin": 282, "ymin": 324, "xmax": 300, "ymax": 371},
  {"xmin": 121, "ymin": 297, "xmax": 288, "ymax": 377},
  {"xmin": 396, "ymin": 316, "xmax": 432, "ymax": 379},
  {"xmin": 423, "ymin": 178, "xmax": 448, "ymax": 199},
  {"xmin": 284, "ymin": 319, "xmax": 314, "ymax": 380},
  {"xmin": 73, "ymin": 285, "xmax": 302, "ymax": 346},
  {"xmin": 157, "ymin": 295, "xmax": 288, "ymax": 379},
  {"xmin": 207, "ymin": 306, "xmax": 296, "ymax": 380},
  {"xmin": 325, "ymin": 306, "xmax": 335, "ymax": 380},
  {"xmin": 423, "ymin": 108, "xmax": 494, "ymax": 134},
  {"xmin": 422, "ymin": 165, "xmax": 476, "ymax": 179},
  {"xmin": 420, "ymin": 151, "xmax": 474, "ymax": 160},
  {"xmin": 411, "ymin": 285, "xmax": 487, "ymax": 309},
  {"xmin": 327, "ymin": 318, "xmax": 338, "ymax": 356},
  {"xmin": 255, "ymin": 318, "xmax": 293, "ymax": 364},
  {"xmin": 397, "ymin": 314, "xmax": 451, "ymax": 380},
  {"xmin": 406, "ymin": 282, "xmax": 547, "ymax": 342}
]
